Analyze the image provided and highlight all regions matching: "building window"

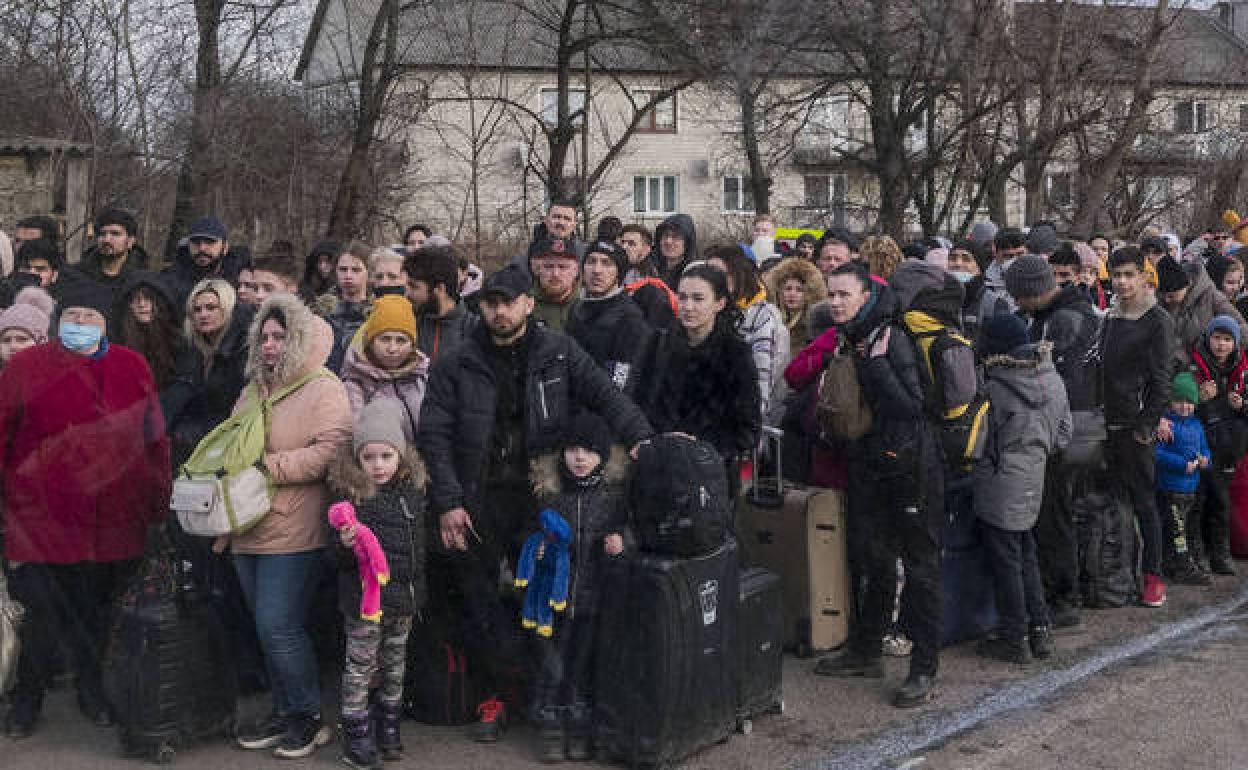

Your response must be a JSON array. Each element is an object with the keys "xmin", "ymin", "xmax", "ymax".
[
  {"xmin": 802, "ymin": 174, "xmax": 848, "ymax": 226},
  {"xmin": 1174, "ymin": 100, "xmax": 1208, "ymax": 133},
  {"xmin": 634, "ymin": 90, "xmax": 677, "ymax": 133},
  {"xmin": 1047, "ymin": 172, "xmax": 1074, "ymax": 208},
  {"xmin": 541, "ymin": 88, "xmax": 585, "ymax": 127},
  {"xmin": 633, "ymin": 175, "xmax": 677, "ymax": 214},
  {"xmin": 723, "ymin": 175, "xmax": 754, "ymax": 213}
]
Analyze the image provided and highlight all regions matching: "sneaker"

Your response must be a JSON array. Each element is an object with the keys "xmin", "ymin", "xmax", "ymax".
[
  {"xmin": 4, "ymin": 696, "xmax": 40, "ymax": 740},
  {"xmin": 237, "ymin": 713, "xmax": 289, "ymax": 750},
  {"xmin": 881, "ymin": 633, "xmax": 913, "ymax": 657},
  {"xmin": 893, "ymin": 672, "xmax": 936, "ymax": 709},
  {"xmin": 813, "ymin": 649, "xmax": 884, "ymax": 678},
  {"xmin": 1141, "ymin": 573, "xmax": 1166, "ymax": 608},
  {"xmin": 473, "ymin": 697, "xmax": 508, "ymax": 743},
  {"xmin": 272, "ymin": 713, "xmax": 332, "ymax": 759},
  {"xmin": 976, "ymin": 636, "xmax": 1032, "ymax": 664},
  {"xmin": 1028, "ymin": 625, "xmax": 1054, "ymax": 659}
]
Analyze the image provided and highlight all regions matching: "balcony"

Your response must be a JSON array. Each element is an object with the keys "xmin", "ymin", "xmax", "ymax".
[
  {"xmin": 792, "ymin": 131, "xmax": 868, "ymax": 167},
  {"xmin": 1128, "ymin": 130, "xmax": 1241, "ymax": 168}
]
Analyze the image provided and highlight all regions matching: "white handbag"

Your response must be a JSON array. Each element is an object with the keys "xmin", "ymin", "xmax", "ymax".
[{"xmin": 172, "ymin": 465, "xmax": 274, "ymax": 537}]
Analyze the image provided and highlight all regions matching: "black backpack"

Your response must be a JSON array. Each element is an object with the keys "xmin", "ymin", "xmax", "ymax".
[
  {"xmin": 1072, "ymin": 474, "xmax": 1139, "ymax": 608},
  {"xmin": 629, "ymin": 434, "xmax": 731, "ymax": 557}
]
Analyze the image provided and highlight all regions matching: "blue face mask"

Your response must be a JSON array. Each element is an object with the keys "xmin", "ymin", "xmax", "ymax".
[
  {"xmin": 950, "ymin": 271, "xmax": 974, "ymax": 284},
  {"xmin": 59, "ymin": 322, "xmax": 103, "ymax": 352}
]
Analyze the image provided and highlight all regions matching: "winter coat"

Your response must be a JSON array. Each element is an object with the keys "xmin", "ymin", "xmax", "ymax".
[
  {"xmin": 340, "ymin": 337, "xmax": 430, "ymax": 445},
  {"xmin": 321, "ymin": 296, "xmax": 371, "ymax": 374},
  {"xmin": 738, "ymin": 293, "xmax": 789, "ymax": 420},
  {"xmin": 1165, "ymin": 263, "xmax": 1248, "ymax": 371},
  {"xmin": 115, "ymin": 271, "xmax": 184, "ymax": 392},
  {"xmin": 159, "ymin": 242, "xmax": 252, "ymax": 312},
  {"xmin": 77, "ymin": 243, "xmax": 154, "ymax": 325},
  {"xmin": 1155, "ymin": 412, "xmax": 1210, "ymax": 495},
  {"xmin": 0, "ymin": 341, "xmax": 171, "ymax": 563},
  {"xmin": 766, "ymin": 257, "xmax": 828, "ymax": 356},
  {"xmin": 565, "ymin": 289, "xmax": 651, "ymax": 389},
  {"xmin": 973, "ymin": 344, "xmax": 1072, "ymax": 531},
  {"xmin": 961, "ymin": 276, "xmax": 1012, "ymax": 346},
  {"xmin": 1027, "ymin": 284, "xmax": 1102, "ymax": 413},
  {"xmin": 530, "ymin": 448, "xmax": 631, "ymax": 617},
  {"xmin": 225, "ymin": 294, "xmax": 353, "ymax": 556},
  {"xmin": 1192, "ymin": 339, "xmax": 1248, "ymax": 468},
  {"xmin": 1102, "ymin": 293, "xmax": 1175, "ymax": 436},
  {"xmin": 417, "ymin": 303, "xmax": 478, "ymax": 363},
  {"xmin": 631, "ymin": 317, "xmax": 761, "ymax": 461},
  {"xmin": 652, "ymin": 214, "xmax": 698, "ymax": 289},
  {"xmin": 163, "ymin": 302, "xmax": 255, "ymax": 469},
  {"xmin": 418, "ymin": 324, "xmax": 654, "ymax": 517},
  {"xmin": 327, "ymin": 447, "xmax": 428, "ymax": 617}
]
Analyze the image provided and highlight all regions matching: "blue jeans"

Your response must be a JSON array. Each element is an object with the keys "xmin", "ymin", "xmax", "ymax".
[{"xmin": 233, "ymin": 550, "xmax": 324, "ymax": 717}]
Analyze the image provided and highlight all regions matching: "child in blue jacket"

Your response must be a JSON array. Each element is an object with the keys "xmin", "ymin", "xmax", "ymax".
[{"xmin": 1155, "ymin": 371, "xmax": 1213, "ymax": 585}]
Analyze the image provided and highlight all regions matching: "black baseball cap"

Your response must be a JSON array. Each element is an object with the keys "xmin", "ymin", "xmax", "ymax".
[{"xmin": 481, "ymin": 264, "xmax": 532, "ymax": 300}]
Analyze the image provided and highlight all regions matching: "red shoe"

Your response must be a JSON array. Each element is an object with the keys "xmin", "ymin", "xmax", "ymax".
[
  {"xmin": 1141, "ymin": 572, "xmax": 1166, "ymax": 607},
  {"xmin": 473, "ymin": 697, "xmax": 507, "ymax": 743}
]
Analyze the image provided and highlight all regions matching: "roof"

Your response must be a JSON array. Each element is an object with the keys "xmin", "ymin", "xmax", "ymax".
[{"xmin": 0, "ymin": 137, "xmax": 92, "ymax": 155}]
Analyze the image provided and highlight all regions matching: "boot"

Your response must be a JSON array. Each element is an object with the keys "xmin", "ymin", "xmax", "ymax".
[
  {"xmin": 1207, "ymin": 517, "xmax": 1237, "ymax": 575},
  {"xmin": 1028, "ymin": 625, "xmax": 1054, "ymax": 660},
  {"xmin": 1184, "ymin": 506, "xmax": 1211, "ymax": 575},
  {"xmin": 537, "ymin": 717, "xmax": 565, "ymax": 764},
  {"xmin": 373, "ymin": 702, "xmax": 403, "ymax": 761},
  {"xmin": 813, "ymin": 647, "xmax": 884, "ymax": 678},
  {"xmin": 893, "ymin": 671, "xmax": 937, "ymax": 708},
  {"xmin": 565, "ymin": 704, "xmax": 593, "ymax": 761},
  {"xmin": 976, "ymin": 635, "xmax": 1032, "ymax": 664},
  {"xmin": 340, "ymin": 714, "xmax": 379, "ymax": 770}
]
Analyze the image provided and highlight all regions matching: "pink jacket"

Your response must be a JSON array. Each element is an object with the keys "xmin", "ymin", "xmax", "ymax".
[
  {"xmin": 339, "ymin": 338, "xmax": 429, "ymax": 445},
  {"xmin": 784, "ymin": 326, "xmax": 838, "ymax": 391}
]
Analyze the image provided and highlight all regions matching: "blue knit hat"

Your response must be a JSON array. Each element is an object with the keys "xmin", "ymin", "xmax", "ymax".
[
  {"xmin": 980, "ymin": 313, "xmax": 1030, "ymax": 356},
  {"xmin": 1207, "ymin": 314, "xmax": 1242, "ymax": 347}
]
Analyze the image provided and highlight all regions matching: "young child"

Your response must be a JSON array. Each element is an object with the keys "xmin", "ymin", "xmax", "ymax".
[
  {"xmin": 0, "ymin": 287, "xmax": 52, "ymax": 367},
  {"xmin": 327, "ymin": 399, "xmax": 428, "ymax": 769},
  {"xmin": 1191, "ymin": 314, "xmax": 1247, "ymax": 576},
  {"xmin": 524, "ymin": 410, "xmax": 629, "ymax": 763},
  {"xmin": 1155, "ymin": 371, "xmax": 1213, "ymax": 586},
  {"xmin": 973, "ymin": 314, "xmax": 1071, "ymax": 664},
  {"xmin": 340, "ymin": 294, "xmax": 429, "ymax": 444}
]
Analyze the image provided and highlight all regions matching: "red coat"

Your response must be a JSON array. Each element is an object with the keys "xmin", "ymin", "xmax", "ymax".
[{"xmin": 0, "ymin": 341, "xmax": 171, "ymax": 563}]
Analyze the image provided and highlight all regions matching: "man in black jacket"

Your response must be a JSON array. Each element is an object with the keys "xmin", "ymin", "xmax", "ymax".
[
  {"xmin": 406, "ymin": 245, "xmax": 477, "ymax": 362},
  {"xmin": 417, "ymin": 264, "xmax": 653, "ymax": 743},
  {"xmin": 76, "ymin": 209, "xmax": 152, "ymax": 318},
  {"xmin": 159, "ymin": 215, "xmax": 252, "ymax": 310},
  {"xmin": 1102, "ymin": 246, "xmax": 1175, "ymax": 609},
  {"xmin": 812, "ymin": 263, "xmax": 944, "ymax": 709},
  {"xmin": 565, "ymin": 240, "xmax": 650, "ymax": 389},
  {"xmin": 1009, "ymin": 255, "xmax": 1102, "ymax": 628}
]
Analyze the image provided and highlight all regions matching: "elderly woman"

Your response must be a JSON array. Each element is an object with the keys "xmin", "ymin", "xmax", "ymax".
[{"xmin": 230, "ymin": 294, "xmax": 351, "ymax": 759}]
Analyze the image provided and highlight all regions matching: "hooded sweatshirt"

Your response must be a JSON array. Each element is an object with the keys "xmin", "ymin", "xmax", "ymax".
[{"xmin": 651, "ymin": 214, "xmax": 698, "ymax": 289}]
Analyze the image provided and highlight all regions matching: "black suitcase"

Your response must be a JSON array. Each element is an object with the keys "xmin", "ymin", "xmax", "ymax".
[
  {"xmin": 106, "ymin": 544, "xmax": 237, "ymax": 763},
  {"xmin": 941, "ymin": 488, "xmax": 999, "ymax": 646},
  {"xmin": 594, "ymin": 538, "xmax": 740, "ymax": 768},
  {"xmin": 737, "ymin": 568, "xmax": 784, "ymax": 731}
]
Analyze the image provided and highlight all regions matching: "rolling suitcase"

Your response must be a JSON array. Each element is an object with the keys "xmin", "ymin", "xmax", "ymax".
[
  {"xmin": 737, "ymin": 427, "xmax": 850, "ymax": 656},
  {"xmin": 594, "ymin": 538, "xmax": 740, "ymax": 768},
  {"xmin": 106, "ymin": 535, "xmax": 237, "ymax": 762},
  {"xmin": 737, "ymin": 567, "xmax": 784, "ymax": 732}
]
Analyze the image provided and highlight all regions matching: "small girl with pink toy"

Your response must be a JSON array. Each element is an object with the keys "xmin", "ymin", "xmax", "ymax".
[{"xmin": 327, "ymin": 399, "xmax": 428, "ymax": 768}]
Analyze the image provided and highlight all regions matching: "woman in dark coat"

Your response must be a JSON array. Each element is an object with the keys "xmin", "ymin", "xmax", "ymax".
[
  {"xmin": 631, "ymin": 262, "xmax": 761, "ymax": 491},
  {"xmin": 115, "ymin": 271, "xmax": 183, "ymax": 392}
]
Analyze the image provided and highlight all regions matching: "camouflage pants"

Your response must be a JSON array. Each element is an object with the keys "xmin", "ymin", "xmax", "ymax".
[{"xmin": 340, "ymin": 613, "xmax": 412, "ymax": 718}]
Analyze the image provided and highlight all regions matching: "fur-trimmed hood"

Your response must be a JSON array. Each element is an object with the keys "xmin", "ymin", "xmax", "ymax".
[
  {"xmin": 766, "ymin": 257, "xmax": 827, "ymax": 309},
  {"xmin": 327, "ymin": 443, "xmax": 428, "ymax": 504},
  {"xmin": 244, "ymin": 292, "xmax": 332, "ymax": 387},
  {"xmin": 983, "ymin": 341, "xmax": 1059, "ymax": 410},
  {"xmin": 529, "ymin": 445, "xmax": 632, "ymax": 501}
]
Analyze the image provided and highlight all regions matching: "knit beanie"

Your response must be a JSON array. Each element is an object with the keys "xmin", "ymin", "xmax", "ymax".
[
  {"xmin": 363, "ymin": 294, "xmax": 417, "ymax": 348},
  {"xmin": 1026, "ymin": 223, "xmax": 1059, "ymax": 256},
  {"xmin": 1004, "ymin": 255, "xmax": 1057, "ymax": 299},
  {"xmin": 353, "ymin": 399, "xmax": 408, "ymax": 456},
  {"xmin": 1207, "ymin": 314, "xmax": 1242, "ymax": 346},
  {"xmin": 1073, "ymin": 242, "xmax": 1100, "ymax": 271},
  {"xmin": 583, "ymin": 240, "xmax": 629, "ymax": 286},
  {"xmin": 56, "ymin": 276, "xmax": 114, "ymax": 325},
  {"xmin": 1171, "ymin": 371, "xmax": 1199, "ymax": 406},
  {"xmin": 1156, "ymin": 256, "xmax": 1190, "ymax": 293},
  {"xmin": 0, "ymin": 287, "xmax": 53, "ymax": 343},
  {"xmin": 979, "ymin": 313, "xmax": 1030, "ymax": 356},
  {"xmin": 969, "ymin": 221, "xmax": 998, "ymax": 248},
  {"xmin": 1206, "ymin": 254, "xmax": 1238, "ymax": 293},
  {"xmin": 565, "ymin": 410, "xmax": 612, "ymax": 460}
]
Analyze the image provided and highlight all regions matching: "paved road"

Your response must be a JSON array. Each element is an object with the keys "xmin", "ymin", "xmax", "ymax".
[{"xmin": 7, "ymin": 570, "xmax": 1247, "ymax": 769}]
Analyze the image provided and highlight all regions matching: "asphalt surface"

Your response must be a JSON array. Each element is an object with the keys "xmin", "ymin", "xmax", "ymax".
[{"xmin": 6, "ymin": 568, "xmax": 1247, "ymax": 769}]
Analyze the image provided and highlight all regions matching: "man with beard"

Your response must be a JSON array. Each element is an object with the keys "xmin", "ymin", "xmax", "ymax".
[
  {"xmin": 417, "ymin": 264, "xmax": 653, "ymax": 744},
  {"xmin": 160, "ymin": 215, "xmax": 252, "ymax": 310},
  {"xmin": 76, "ymin": 210, "xmax": 151, "ymax": 319},
  {"xmin": 530, "ymin": 236, "xmax": 580, "ymax": 332},
  {"xmin": 407, "ymin": 245, "xmax": 477, "ymax": 362}
]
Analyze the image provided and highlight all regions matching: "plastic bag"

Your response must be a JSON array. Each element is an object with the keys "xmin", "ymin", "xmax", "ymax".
[{"xmin": 0, "ymin": 568, "xmax": 24, "ymax": 693}]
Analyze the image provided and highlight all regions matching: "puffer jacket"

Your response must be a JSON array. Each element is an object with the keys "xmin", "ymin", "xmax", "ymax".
[
  {"xmin": 225, "ymin": 293, "xmax": 353, "ymax": 555},
  {"xmin": 766, "ymin": 257, "xmax": 827, "ymax": 356},
  {"xmin": 973, "ymin": 344, "xmax": 1072, "ymax": 531},
  {"xmin": 1192, "ymin": 337, "xmax": 1248, "ymax": 468},
  {"xmin": 1028, "ymin": 284, "xmax": 1101, "ymax": 412},
  {"xmin": 327, "ymin": 446, "xmax": 428, "ymax": 617},
  {"xmin": 418, "ymin": 323, "xmax": 654, "ymax": 516},
  {"xmin": 1166, "ymin": 262, "xmax": 1248, "ymax": 371},
  {"xmin": 340, "ymin": 337, "xmax": 430, "ymax": 444},
  {"xmin": 738, "ymin": 292, "xmax": 789, "ymax": 420},
  {"xmin": 160, "ymin": 242, "xmax": 252, "ymax": 311},
  {"xmin": 1155, "ymin": 411, "xmax": 1210, "ymax": 495},
  {"xmin": 565, "ymin": 289, "xmax": 651, "ymax": 389},
  {"xmin": 530, "ymin": 448, "xmax": 631, "ymax": 617}
]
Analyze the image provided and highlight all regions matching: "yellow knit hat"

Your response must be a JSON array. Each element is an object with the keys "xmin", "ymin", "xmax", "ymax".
[{"xmin": 364, "ymin": 294, "xmax": 417, "ymax": 348}]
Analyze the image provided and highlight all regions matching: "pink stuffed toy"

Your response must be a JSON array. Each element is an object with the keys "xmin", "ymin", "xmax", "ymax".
[{"xmin": 328, "ymin": 501, "xmax": 391, "ymax": 623}]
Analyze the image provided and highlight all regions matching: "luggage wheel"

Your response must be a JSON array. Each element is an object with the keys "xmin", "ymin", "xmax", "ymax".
[
  {"xmin": 773, "ymin": 699, "xmax": 786, "ymax": 715},
  {"xmin": 738, "ymin": 717, "xmax": 753, "ymax": 735},
  {"xmin": 154, "ymin": 744, "xmax": 176, "ymax": 765}
]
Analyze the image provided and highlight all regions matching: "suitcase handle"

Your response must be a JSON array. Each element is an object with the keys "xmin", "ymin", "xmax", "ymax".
[{"xmin": 746, "ymin": 426, "xmax": 785, "ymax": 508}]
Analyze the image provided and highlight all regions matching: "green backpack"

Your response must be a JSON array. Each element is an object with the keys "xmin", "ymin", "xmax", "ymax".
[{"xmin": 171, "ymin": 368, "xmax": 330, "ymax": 536}]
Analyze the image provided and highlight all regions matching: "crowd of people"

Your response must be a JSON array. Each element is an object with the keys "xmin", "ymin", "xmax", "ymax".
[{"xmin": 0, "ymin": 200, "xmax": 1245, "ymax": 765}]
